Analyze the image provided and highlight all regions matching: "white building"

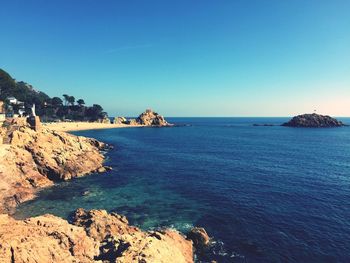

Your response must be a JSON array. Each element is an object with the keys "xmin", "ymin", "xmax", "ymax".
[{"xmin": 7, "ymin": 96, "xmax": 18, "ymax": 104}]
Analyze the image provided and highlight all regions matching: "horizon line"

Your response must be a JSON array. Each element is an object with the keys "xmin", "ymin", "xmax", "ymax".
[{"xmin": 117, "ymin": 116, "xmax": 350, "ymax": 118}]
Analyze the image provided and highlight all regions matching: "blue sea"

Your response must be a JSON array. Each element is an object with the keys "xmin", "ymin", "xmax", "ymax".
[{"xmin": 14, "ymin": 118, "xmax": 350, "ymax": 263}]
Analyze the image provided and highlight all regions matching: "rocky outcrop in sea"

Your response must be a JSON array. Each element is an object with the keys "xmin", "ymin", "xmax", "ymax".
[
  {"xmin": 282, "ymin": 113, "xmax": 345, "ymax": 128},
  {"xmin": 113, "ymin": 109, "xmax": 171, "ymax": 126},
  {"xmin": 135, "ymin": 109, "xmax": 170, "ymax": 126}
]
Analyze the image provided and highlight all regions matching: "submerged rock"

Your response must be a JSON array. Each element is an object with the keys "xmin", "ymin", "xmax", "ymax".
[
  {"xmin": 282, "ymin": 113, "xmax": 345, "ymax": 128},
  {"xmin": 81, "ymin": 190, "xmax": 90, "ymax": 196}
]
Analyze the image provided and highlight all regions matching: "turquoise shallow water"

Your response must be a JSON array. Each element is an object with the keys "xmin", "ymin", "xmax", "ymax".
[{"xmin": 15, "ymin": 118, "xmax": 350, "ymax": 262}]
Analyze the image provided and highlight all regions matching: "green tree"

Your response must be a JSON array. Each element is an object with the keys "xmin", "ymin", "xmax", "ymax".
[
  {"xmin": 52, "ymin": 97, "xmax": 63, "ymax": 107},
  {"xmin": 68, "ymin": 96, "xmax": 75, "ymax": 106},
  {"xmin": 63, "ymin": 94, "xmax": 69, "ymax": 106},
  {"xmin": 77, "ymin": 99, "xmax": 85, "ymax": 107},
  {"xmin": 86, "ymin": 104, "xmax": 104, "ymax": 121},
  {"xmin": 57, "ymin": 107, "xmax": 68, "ymax": 119},
  {"xmin": 0, "ymin": 69, "xmax": 17, "ymax": 100}
]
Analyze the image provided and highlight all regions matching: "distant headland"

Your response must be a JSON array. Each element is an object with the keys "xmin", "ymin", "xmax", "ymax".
[
  {"xmin": 0, "ymin": 68, "xmax": 172, "ymax": 130},
  {"xmin": 0, "ymin": 68, "xmax": 106, "ymax": 122}
]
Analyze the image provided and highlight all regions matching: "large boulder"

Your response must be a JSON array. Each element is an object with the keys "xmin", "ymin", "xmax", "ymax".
[
  {"xmin": 113, "ymin": 116, "xmax": 127, "ymax": 124},
  {"xmin": 282, "ymin": 113, "xmax": 345, "ymax": 128}
]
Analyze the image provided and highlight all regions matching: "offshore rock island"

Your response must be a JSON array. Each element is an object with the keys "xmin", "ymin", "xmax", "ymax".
[
  {"xmin": 113, "ymin": 109, "xmax": 171, "ymax": 127},
  {"xmin": 282, "ymin": 113, "xmax": 345, "ymax": 128}
]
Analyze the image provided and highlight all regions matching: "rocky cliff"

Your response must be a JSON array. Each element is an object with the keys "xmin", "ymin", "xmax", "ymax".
[
  {"xmin": 282, "ymin": 113, "xmax": 345, "ymax": 128},
  {"xmin": 0, "ymin": 119, "xmax": 107, "ymax": 213},
  {"xmin": 0, "ymin": 209, "xmax": 194, "ymax": 263}
]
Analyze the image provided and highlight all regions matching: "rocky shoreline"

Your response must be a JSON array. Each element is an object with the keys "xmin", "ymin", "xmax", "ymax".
[
  {"xmin": 0, "ymin": 209, "xmax": 199, "ymax": 263},
  {"xmin": 0, "ymin": 117, "xmax": 209, "ymax": 262},
  {"xmin": 0, "ymin": 118, "xmax": 109, "ymax": 214}
]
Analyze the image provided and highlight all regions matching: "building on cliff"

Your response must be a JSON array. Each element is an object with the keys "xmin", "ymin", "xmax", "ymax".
[{"xmin": 5, "ymin": 96, "xmax": 25, "ymax": 118}]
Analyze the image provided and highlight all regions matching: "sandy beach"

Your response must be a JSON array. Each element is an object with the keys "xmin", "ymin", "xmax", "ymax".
[{"xmin": 43, "ymin": 122, "xmax": 143, "ymax": 132}]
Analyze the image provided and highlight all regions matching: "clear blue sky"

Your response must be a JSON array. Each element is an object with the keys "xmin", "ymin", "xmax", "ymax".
[{"xmin": 1, "ymin": 0, "xmax": 349, "ymax": 116}]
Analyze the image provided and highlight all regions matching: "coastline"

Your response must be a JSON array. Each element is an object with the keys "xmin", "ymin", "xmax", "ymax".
[
  {"xmin": 0, "ymin": 119, "xmax": 200, "ymax": 262},
  {"xmin": 43, "ymin": 109, "xmax": 172, "ymax": 132},
  {"xmin": 43, "ymin": 121, "xmax": 144, "ymax": 132}
]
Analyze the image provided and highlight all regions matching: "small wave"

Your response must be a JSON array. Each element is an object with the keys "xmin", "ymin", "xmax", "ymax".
[
  {"xmin": 149, "ymin": 222, "xmax": 194, "ymax": 233},
  {"xmin": 195, "ymin": 238, "xmax": 245, "ymax": 263}
]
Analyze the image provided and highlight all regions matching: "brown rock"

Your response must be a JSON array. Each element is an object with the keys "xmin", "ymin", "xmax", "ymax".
[
  {"xmin": 27, "ymin": 116, "xmax": 42, "ymax": 131},
  {"xmin": 282, "ymin": 113, "xmax": 345, "ymax": 128},
  {"xmin": 0, "ymin": 123, "xmax": 106, "ymax": 213},
  {"xmin": 0, "ymin": 213, "xmax": 97, "ymax": 263},
  {"xmin": 135, "ymin": 109, "xmax": 171, "ymax": 126},
  {"xmin": 97, "ymin": 166, "xmax": 106, "ymax": 173},
  {"xmin": 0, "ymin": 209, "xmax": 194, "ymax": 263},
  {"xmin": 99, "ymin": 116, "xmax": 111, "ymax": 124},
  {"xmin": 104, "ymin": 166, "xmax": 113, "ymax": 171},
  {"xmin": 187, "ymin": 227, "xmax": 210, "ymax": 250},
  {"xmin": 128, "ymin": 118, "xmax": 139, "ymax": 126},
  {"xmin": 113, "ymin": 116, "xmax": 127, "ymax": 124},
  {"xmin": 72, "ymin": 209, "xmax": 194, "ymax": 262}
]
